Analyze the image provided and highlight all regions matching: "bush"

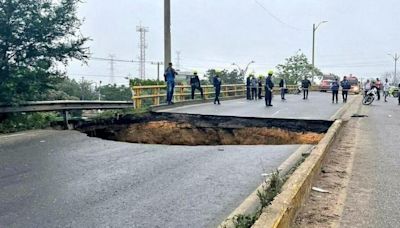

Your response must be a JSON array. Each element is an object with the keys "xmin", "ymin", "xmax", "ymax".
[{"xmin": 0, "ymin": 112, "xmax": 59, "ymax": 134}]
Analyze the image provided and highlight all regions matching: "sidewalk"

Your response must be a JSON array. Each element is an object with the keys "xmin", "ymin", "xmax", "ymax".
[{"xmin": 340, "ymin": 97, "xmax": 400, "ymax": 227}]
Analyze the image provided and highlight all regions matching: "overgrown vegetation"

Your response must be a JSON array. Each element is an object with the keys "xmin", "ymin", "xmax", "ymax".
[{"xmin": 0, "ymin": 112, "xmax": 59, "ymax": 134}]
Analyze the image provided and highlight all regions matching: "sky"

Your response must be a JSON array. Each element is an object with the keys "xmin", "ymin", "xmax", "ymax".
[{"xmin": 66, "ymin": 0, "xmax": 400, "ymax": 85}]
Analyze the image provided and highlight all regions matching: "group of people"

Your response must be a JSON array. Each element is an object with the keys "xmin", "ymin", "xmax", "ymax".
[
  {"xmin": 163, "ymin": 62, "xmax": 221, "ymax": 105},
  {"xmin": 164, "ymin": 63, "xmax": 400, "ymax": 107},
  {"xmin": 329, "ymin": 76, "xmax": 352, "ymax": 103},
  {"xmin": 363, "ymin": 78, "xmax": 400, "ymax": 104}
]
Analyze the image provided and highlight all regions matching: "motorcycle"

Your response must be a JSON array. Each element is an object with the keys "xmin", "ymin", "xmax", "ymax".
[{"xmin": 362, "ymin": 87, "xmax": 377, "ymax": 105}]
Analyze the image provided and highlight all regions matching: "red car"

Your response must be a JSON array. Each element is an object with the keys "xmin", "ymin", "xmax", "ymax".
[{"xmin": 319, "ymin": 79, "xmax": 333, "ymax": 92}]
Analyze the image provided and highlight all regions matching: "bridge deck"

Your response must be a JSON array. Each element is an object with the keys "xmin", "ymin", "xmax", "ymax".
[{"xmin": 159, "ymin": 92, "xmax": 353, "ymax": 120}]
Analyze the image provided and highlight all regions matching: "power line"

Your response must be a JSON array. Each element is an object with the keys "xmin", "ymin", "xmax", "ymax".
[{"xmin": 254, "ymin": 0, "xmax": 306, "ymax": 31}]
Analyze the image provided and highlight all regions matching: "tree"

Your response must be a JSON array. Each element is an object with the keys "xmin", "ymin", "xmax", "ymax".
[
  {"xmin": 205, "ymin": 69, "xmax": 243, "ymax": 84},
  {"xmin": 275, "ymin": 53, "xmax": 323, "ymax": 84},
  {"xmin": 99, "ymin": 84, "xmax": 132, "ymax": 101},
  {"xmin": 0, "ymin": 0, "xmax": 88, "ymax": 104}
]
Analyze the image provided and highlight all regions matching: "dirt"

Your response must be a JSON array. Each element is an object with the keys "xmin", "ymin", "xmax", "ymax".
[
  {"xmin": 114, "ymin": 120, "xmax": 325, "ymax": 145},
  {"xmin": 293, "ymin": 117, "xmax": 361, "ymax": 228}
]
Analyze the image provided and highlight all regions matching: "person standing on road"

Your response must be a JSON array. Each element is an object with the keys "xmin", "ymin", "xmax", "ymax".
[
  {"xmin": 398, "ymin": 83, "xmax": 400, "ymax": 105},
  {"xmin": 258, "ymin": 75, "xmax": 263, "ymax": 99},
  {"xmin": 265, "ymin": 71, "xmax": 274, "ymax": 107},
  {"xmin": 364, "ymin": 79, "xmax": 371, "ymax": 96},
  {"xmin": 190, "ymin": 71, "xmax": 204, "ymax": 99},
  {"xmin": 383, "ymin": 78, "xmax": 390, "ymax": 102},
  {"xmin": 301, "ymin": 76, "xmax": 312, "ymax": 100},
  {"xmin": 279, "ymin": 78, "xmax": 286, "ymax": 100},
  {"xmin": 331, "ymin": 78, "xmax": 340, "ymax": 103},
  {"xmin": 213, "ymin": 72, "xmax": 222, "ymax": 105},
  {"xmin": 250, "ymin": 75, "xmax": 258, "ymax": 100},
  {"xmin": 246, "ymin": 76, "xmax": 251, "ymax": 100},
  {"xmin": 375, "ymin": 78, "xmax": 382, "ymax": 101},
  {"xmin": 164, "ymin": 62, "xmax": 178, "ymax": 105},
  {"xmin": 340, "ymin": 76, "xmax": 351, "ymax": 103}
]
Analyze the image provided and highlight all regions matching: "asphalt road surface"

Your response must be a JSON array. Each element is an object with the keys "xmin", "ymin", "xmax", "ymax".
[
  {"xmin": 0, "ymin": 130, "xmax": 302, "ymax": 228},
  {"xmin": 340, "ymin": 96, "xmax": 400, "ymax": 227},
  {"xmin": 159, "ymin": 92, "xmax": 354, "ymax": 120}
]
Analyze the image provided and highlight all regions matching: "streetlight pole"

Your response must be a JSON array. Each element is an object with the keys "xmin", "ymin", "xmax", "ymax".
[
  {"xmin": 151, "ymin": 61, "xmax": 164, "ymax": 81},
  {"xmin": 388, "ymin": 53, "xmax": 399, "ymax": 85},
  {"xmin": 311, "ymin": 21, "xmax": 327, "ymax": 83},
  {"xmin": 232, "ymin": 60, "xmax": 255, "ymax": 79}
]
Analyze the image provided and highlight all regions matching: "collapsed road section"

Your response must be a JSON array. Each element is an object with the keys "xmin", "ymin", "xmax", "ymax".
[{"xmin": 77, "ymin": 112, "xmax": 333, "ymax": 146}]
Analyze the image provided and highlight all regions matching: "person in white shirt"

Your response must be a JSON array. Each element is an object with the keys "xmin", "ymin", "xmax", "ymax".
[
  {"xmin": 364, "ymin": 79, "xmax": 371, "ymax": 96},
  {"xmin": 383, "ymin": 78, "xmax": 390, "ymax": 102}
]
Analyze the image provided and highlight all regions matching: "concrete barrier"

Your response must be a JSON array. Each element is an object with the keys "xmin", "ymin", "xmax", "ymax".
[{"xmin": 252, "ymin": 119, "xmax": 343, "ymax": 228}]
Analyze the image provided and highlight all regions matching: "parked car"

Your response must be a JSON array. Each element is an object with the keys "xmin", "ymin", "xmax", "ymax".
[{"xmin": 319, "ymin": 79, "xmax": 333, "ymax": 92}]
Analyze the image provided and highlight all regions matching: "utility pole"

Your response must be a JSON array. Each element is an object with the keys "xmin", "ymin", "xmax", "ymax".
[
  {"xmin": 151, "ymin": 61, "xmax": 164, "ymax": 81},
  {"xmin": 164, "ymin": 0, "xmax": 171, "ymax": 70},
  {"xmin": 137, "ymin": 24, "xmax": 149, "ymax": 80},
  {"xmin": 176, "ymin": 51, "xmax": 181, "ymax": 70},
  {"xmin": 109, "ymin": 54, "xmax": 115, "ymax": 84},
  {"xmin": 98, "ymin": 80, "xmax": 102, "ymax": 101},
  {"xmin": 388, "ymin": 53, "xmax": 399, "ymax": 85}
]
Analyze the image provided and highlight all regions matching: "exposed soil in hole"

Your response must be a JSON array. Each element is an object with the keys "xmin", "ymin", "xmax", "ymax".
[{"xmin": 77, "ymin": 112, "xmax": 332, "ymax": 146}]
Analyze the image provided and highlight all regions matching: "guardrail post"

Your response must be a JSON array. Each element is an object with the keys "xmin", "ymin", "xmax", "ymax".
[
  {"xmin": 133, "ymin": 87, "xmax": 141, "ymax": 109},
  {"xmin": 62, "ymin": 110, "xmax": 72, "ymax": 130},
  {"xmin": 180, "ymin": 87, "xmax": 185, "ymax": 101}
]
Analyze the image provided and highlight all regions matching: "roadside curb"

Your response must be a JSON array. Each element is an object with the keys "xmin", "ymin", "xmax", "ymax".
[
  {"xmin": 250, "ymin": 95, "xmax": 357, "ymax": 227},
  {"xmin": 252, "ymin": 119, "xmax": 343, "ymax": 228},
  {"xmin": 218, "ymin": 145, "xmax": 313, "ymax": 228}
]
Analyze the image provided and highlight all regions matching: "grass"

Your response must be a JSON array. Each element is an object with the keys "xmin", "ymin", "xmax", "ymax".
[{"xmin": 231, "ymin": 170, "xmax": 284, "ymax": 228}]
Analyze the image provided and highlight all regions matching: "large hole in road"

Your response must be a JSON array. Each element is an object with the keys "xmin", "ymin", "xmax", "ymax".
[{"xmin": 77, "ymin": 112, "xmax": 333, "ymax": 146}]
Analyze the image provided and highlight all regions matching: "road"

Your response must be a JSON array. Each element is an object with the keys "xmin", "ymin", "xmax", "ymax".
[
  {"xmin": 0, "ymin": 92, "xmax": 349, "ymax": 228},
  {"xmin": 340, "ymin": 97, "xmax": 400, "ymax": 227},
  {"xmin": 0, "ymin": 130, "xmax": 302, "ymax": 228},
  {"xmin": 159, "ymin": 92, "xmax": 354, "ymax": 120}
]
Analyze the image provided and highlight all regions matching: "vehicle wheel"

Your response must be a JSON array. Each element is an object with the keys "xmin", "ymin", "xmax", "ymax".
[{"xmin": 362, "ymin": 96, "xmax": 374, "ymax": 105}]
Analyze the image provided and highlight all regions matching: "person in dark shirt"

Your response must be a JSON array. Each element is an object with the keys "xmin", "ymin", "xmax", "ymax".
[
  {"xmin": 279, "ymin": 78, "xmax": 286, "ymax": 100},
  {"xmin": 190, "ymin": 71, "xmax": 204, "ymax": 99},
  {"xmin": 213, "ymin": 72, "xmax": 222, "ymax": 105},
  {"xmin": 258, "ymin": 75, "xmax": 263, "ymax": 99},
  {"xmin": 331, "ymin": 78, "xmax": 340, "ymax": 103},
  {"xmin": 301, "ymin": 77, "xmax": 312, "ymax": 100},
  {"xmin": 340, "ymin": 76, "xmax": 351, "ymax": 103},
  {"xmin": 246, "ymin": 76, "xmax": 251, "ymax": 100},
  {"xmin": 265, "ymin": 71, "xmax": 274, "ymax": 107}
]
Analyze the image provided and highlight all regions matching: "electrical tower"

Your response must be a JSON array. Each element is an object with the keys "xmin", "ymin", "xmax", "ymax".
[
  {"xmin": 176, "ymin": 51, "xmax": 181, "ymax": 70},
  {"xmin": 109, "ymin": 54, "xmax": 115, "ymax": 84},
  {"xmin": 137, "ymin": 25, "xmax": 149, "ymax": 80}
]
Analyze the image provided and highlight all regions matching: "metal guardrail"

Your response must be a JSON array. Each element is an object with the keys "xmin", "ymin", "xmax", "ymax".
[
  {"xmin": 131, "ymin": 84, "xmax": 320, "ymax": 108},
  {"xmin": 131, "ymin": 84, "xmax": 247, "ymax": 109},
  {"xmin": 0, "ymin": 100, "xmax": 134, "ymax": 113}
]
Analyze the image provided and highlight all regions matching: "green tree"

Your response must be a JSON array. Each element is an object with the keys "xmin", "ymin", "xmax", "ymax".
[
  {"xmin": 99, "ymin": 84, "xmax": 132, "ymax": 101},
  {"xmin": 0, "ymin": 0, "xmax": 88, "ymax": 104},
  {"xmin": 275, "ymin": 53, "xmax": 323, "ymax": 84},
  {"xmin": 205, "ymin": 69, "xmax": 243, "ymax": 84}
]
